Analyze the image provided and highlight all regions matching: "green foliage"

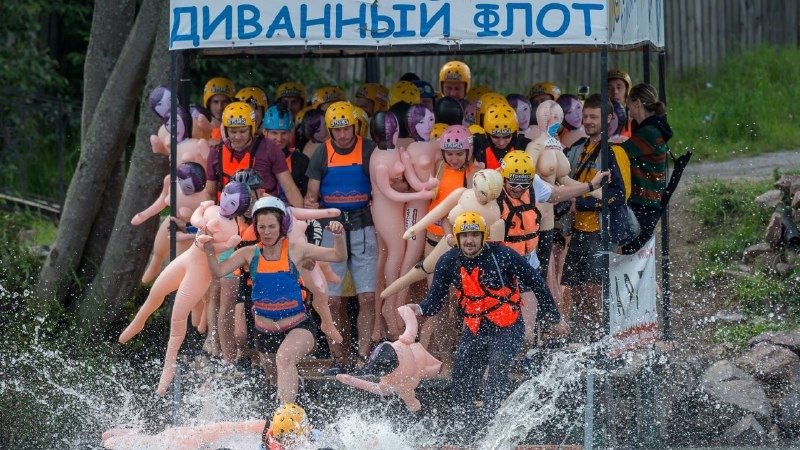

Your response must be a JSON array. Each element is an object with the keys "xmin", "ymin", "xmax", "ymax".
[
  {"xmin": 668, "ymin": 45, "xmax": 800, "ymax": 161},
  {"xmin": 734, "ymin": 272, "xmax": 790, "ymax": 316},
  {"xmin": 714, "ymin": 321, "xmax": 792, "ymax": 348},
  {"xmin": 687, "ymin": 179, "xmax": 773, "ymax": 284}
]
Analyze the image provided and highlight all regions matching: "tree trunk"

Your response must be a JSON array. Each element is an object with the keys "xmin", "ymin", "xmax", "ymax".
[
  {"xmin": 35, "ymin": 0, "xmax": 163, "ymax": 307},
  {"xmin": 80, "ymin": 0, "xmax": 135, "ymax": 142},
  {"xmin": 78, "ymin": 3, "xmax": 178, "ymax": 332}
]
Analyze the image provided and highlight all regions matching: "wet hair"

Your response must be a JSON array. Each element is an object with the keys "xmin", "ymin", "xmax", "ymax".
[
  {"xmin": 434, "ymin": 96, "xmax": 465, "ymax": 126},
  {"xmin": 219, "ymin": 181, "xmax": 251, "ymax": 219},
  {"xmin": 406, "ymin": 104, "xmax": 430, "ymax": 142},
  {"xmin": 361, "ymin": 342, "xmax": 399, "ymax": 377},
  {"xmin": 302, "ymin": 109, "xmax": 326, "ymax": 143},
  {"xmin": 583, "ymin": 94, "xmax": 613, "ymax": 115},
  {"xmin": 399, "ymin": 72, "xmax": 421, "ymax": 82},
  {"xmin": 370, "ymin": 111, "xmax": 399, "ymax": 150},
  {"xmin": 176, "ymin": 162, "xmax": 207, "ymax": 194},
  {"xmin": 389, "ymin": 101, "xmax": 412, "ymax": 138},
  {"xmin": 629, "ymin": 83, "xmax": 667, "ymax": 115}
]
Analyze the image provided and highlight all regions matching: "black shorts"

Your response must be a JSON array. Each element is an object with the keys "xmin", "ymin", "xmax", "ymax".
[
  {"xmin": 536, "ymin": 229, "xmax": 555, "ymax": 278},
  {"xmin": 561, "ymin": 231, "xmax": 604, "ymax": 286},
  {"xmin": 254, "ymin": 314, "xmax": 318, "ymax": 354}
]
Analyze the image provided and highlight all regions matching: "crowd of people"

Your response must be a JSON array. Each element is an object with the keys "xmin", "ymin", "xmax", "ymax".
[{"xmin": 125, "ymin": 60, "xmax": 674, "ymax": 445}]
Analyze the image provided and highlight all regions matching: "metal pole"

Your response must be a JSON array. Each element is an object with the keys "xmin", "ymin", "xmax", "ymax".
[
  {"xmin": 169, "ymin": 50, "xmax": 179, "ymax": 262},
  {"xmin": 657, "ymin": 49, "xmax": 671, "ymax": 341},
  {"xmin": 600, "ymin": 46, "xmax": 610, "ymax": 336},
  {"xmin": 642, "ymin": 47, "xmax": 651, "ymax": 84},
  {"xmin": 584, "ymin": 363, "xmax": 595, "ymax": 450}
]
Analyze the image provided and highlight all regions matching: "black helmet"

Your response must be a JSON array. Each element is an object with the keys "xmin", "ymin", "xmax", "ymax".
[
  {"xmin": 434, "ymin": 96, "xmax": 464, "ymax": 126},
  {"xmin": 230, "ymin": 169, "xmax": 263, "ymax": 192}
]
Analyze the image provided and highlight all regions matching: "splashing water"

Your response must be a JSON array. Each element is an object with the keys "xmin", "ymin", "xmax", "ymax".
[
  {"xmin": 477, "ymin": 341, "xmax": 608, "ymax": 450},
  {"xmin": 2, "ymin": 317, "xmax": 608, "ymax": 449}
]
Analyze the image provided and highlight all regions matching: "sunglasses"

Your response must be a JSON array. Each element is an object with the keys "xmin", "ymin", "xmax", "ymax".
[{"xmin": 508, "ymin": 181, "xmax": 531, "ymax": 189}]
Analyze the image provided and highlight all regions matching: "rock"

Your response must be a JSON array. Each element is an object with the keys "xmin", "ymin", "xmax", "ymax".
[
  {"xmin": 735, "ymin": 342, "xmax": 800, "ymax": 385},
  {"xmin": 721, "ymin": 414, "xmax": 766, "ymax": 445},
  {"xmin": 787, "ymin": 249, "xmax": 799, "ymax": 264},
  {"xmin": 776, "ymin": 390, "xmax": 800, "ymax": 433},
  {"xmin": 700, "ymin": 360, "xmax": 772, "ymax": 419},
  {"xmin": 712, "ymin": 311, "xmax": 747, "ymax": 324},
  {"xmin": 774, "ymin": 175, "xmax": 800, "ymax": 195},
  {"xmin": 776, "ymin": 262, "xmax": 796, "ymax": 277},
  {"xmin": 743, "ymin": 242, "xmax": 772, "ymax": 264},
  {"xmin": 793, "ymin": 191, "xmax": 800, "ymax": 209},
  {"xmin": 755, "ymin": 189, "xmax": 784, "ymax": 210},
  {"xmin": 764, "ymin": 213, "xmax": 784, "ymax": 246},
  {"xmin": 749, "ymin": 329, "xmax": 800, "ymax": 355},
  {"xmin": 754, "ymin": 251, "xmax": 782, "ymax": 273}
]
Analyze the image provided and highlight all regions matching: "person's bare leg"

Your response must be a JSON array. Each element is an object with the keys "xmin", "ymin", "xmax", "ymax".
[
  {"xmin": 327, "ymin": 296, "xmax": 349, "ymax": 363},
  {"xmin": 274, "ymin": 328, "xmax": 316, "ymax": 404},
  {"xmin": 217, "ymin": 277, "xmax": 239, "ymax": 363},
  {"xmin": 203, "ymin": 279, "xmax": 221, "ymax": 356},
  {"xmin": 357, "ymin": 293, "xmax": 376, "ymax": 360}
]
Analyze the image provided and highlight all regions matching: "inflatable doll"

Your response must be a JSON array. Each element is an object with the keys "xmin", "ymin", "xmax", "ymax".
[
  {"xmin": 369, "ymin": 112, "xmax": 436, "ymax": 339},
  {"xmin": 556, "ymin": 94, "xmax": 588, "ymax": 148},
  {"xmin": 381, "ymin": 169, "xmax": 505, "ymax": 299},
  {"xmin": 118, "ymin": 182, "xmax": 250, "ymax": 396},
  {"xmin": 336, "ymin": 305, "xmax": 442, "ymax": 412},
  {"xmin": 138, "ymin": 162, "xmax": 211, "ymax": 283}
]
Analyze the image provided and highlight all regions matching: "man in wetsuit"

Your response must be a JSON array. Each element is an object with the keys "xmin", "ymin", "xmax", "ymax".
[{"xmin": 408, "ymin": 211, "xmax": 566, "ymax": 440}]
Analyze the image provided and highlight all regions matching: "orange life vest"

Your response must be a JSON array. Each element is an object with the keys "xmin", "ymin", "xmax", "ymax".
[
  {"xmin": 457, "ymin": 266, "xmax": 522, "ymax": 334},
  {"xmin": 497, "ymin": 188, "xmax": 540, "ymax": 256},
  {"xmin": 426, "ymin": 160, "xmax": 471, "ymax": 236},
  {"xmin": 218, "ymin": 142, "xmax": 256, "ymax": 201}
]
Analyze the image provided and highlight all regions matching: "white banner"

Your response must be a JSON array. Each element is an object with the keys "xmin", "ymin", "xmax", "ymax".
[
  {"xmin": 608, "ymin": 0, "xmax": 665, "ymax": 48},
  {"xmin": 607, "ymin": 237, "xmax": 658, "ymax": 357},
  {"xmin": 169, "ymin": 0, "xmax": 611, "ymax": 51}
]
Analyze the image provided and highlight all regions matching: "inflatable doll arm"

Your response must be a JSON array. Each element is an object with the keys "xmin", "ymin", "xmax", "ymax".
[
  {"xmin": 374, "ymin": 164, "xmax": 434, "ymax": 202},
  {"xmin": 289, "ymin": 206, "xmax": 341, "ymax": 221},
  {"xmin": 402, "ymin": 187, "xmax": 465, "ymax": 240},
  {"xmin": 335, "ymin": 374, "xmax": 394, "ymax": 396},
  {"xmin": 399, "ymin": 148, "xmax": 438, "ymax": 191},
  {"xmin": 130, "ymin": 175, "xmax": 169, "ymax": 226},
  {"xmin": 396, "ymin": 305, "xmax": 419, "ymax": 345}
]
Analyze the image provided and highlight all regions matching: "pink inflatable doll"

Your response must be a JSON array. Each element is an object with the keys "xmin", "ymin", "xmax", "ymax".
[
  {"xmin": 556, "ymin": 94, "xmax": 588, "ymax": 148},
  {"xmin": 506, "ymin": 93, "xmax": 533, "ymax": 137},
  {"xmin": 369, "ymin": 112, "xmax": 436, "ymax": 339},
  {"xmin": 336, "ymin": 305, "xmax": 441, "ymax": 412},
  {"xmin": 381, "ymin": 169, "xmax": 505, "ymax": 300},
  {"xmin": 138, "ymin": 162, "xmax": 212, "ymax": 283},
  {"xmin": 118, "ymin": 182, "xmax": 250, "ymax": 396}
]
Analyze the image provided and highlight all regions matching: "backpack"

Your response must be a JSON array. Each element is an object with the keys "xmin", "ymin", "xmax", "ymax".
[{"xmin": 566, "ymin": 139, "xmax": 631, "ymax": 201}]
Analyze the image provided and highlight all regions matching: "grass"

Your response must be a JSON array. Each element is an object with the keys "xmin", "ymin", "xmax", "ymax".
[
  {"xmin": 668, "ymin": 45, "xmax": 800, "ymax": 162},
  {"xmin": 687, "ymin": 178, "xmax": 774, "ymax": 285},
  {"xmin": 714, "ymin": 321, "xmax": 793, "ymax": 349}
]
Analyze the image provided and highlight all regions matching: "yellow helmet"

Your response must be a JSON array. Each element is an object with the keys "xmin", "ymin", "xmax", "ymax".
[
  {"xmin": 607, "ymin": 68, "xmax": 633, "ymax": 95},
  {"xmin": 222, "ymin": 102, "xmax": 256, "ymax": 135},
  {"xmin": 468, "ymin": 123, "xmax": 486, "ymax": 136},
  {"xmin": 528, "ymin": 81, "xmax": 561, "ymax": 101},
  {"xmin": 235, "ymin": 87, "xmax": 268, "ymax": 110},
  {"xmin": 325, "ymin": 101, "xmax": 356, "ymax": 129},
  {"xmin": 388, "ymin": 81, "xmax": 421, "ymax": 107},
  {"xmin": 438, "ymin": 61, "xmax": 471, "ymax": 93},
  {"xmin": 483, "ymin": 103, "xmax": 519, "ymax": 136},
  {"xmin": 276, "ymin": 81, "xmax": 307, "ymax": 102},
  {"xmin": 452, "ymin": 211, "xmax": 488, "ymax": 245},
  {"xmin": 466, "ymin": 84, "xmax": 492, "ymax": 103},
  {"xmin": 311, "ymin": 86, "xmax": 346, "ymax": 109},
  {"xmin": 203, "ymin": 77, "xmax": 235, "ymax": 108},
  {"xmin": 351, "ymin": 105, "xmax": 370, "ymax": 137},
  {"xmin": 477, "ymin": 92, "xmax": 509, "ymax": 126},
  {"xmin": 500, "ymin": 150, "xmax": 535, "ymax": 181},
  {"xmin": 270, "ymin": 403, "xmax": 311, "ymax": 440},
  {"xmin": 355, "ymin": 83, "xmax": 390, "ymax": 113},
  {"xmin": 472, "ymin": 168, "xmax": 504, "ymax": 202},
  {"xmin": 430, "ymin": 123, "xmax": 449, "ymax": 141},
  {"xmin": 294, "ymin": 105, "xmax": 314, "ymax": 125}
]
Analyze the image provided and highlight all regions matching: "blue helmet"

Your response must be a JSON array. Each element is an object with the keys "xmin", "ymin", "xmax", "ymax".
[
  {"xmin": 413, "ymin": 80, "xmax": 436, "ymax": 99},
  {"xmin": 263, "ymin": 105, "xmax": 294, "ymax": 131}
]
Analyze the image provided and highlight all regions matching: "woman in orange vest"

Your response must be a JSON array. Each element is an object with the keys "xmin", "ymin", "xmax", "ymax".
[{"xmin": 408, "ymin": 211, "xmax": 565, "ymax": 442}]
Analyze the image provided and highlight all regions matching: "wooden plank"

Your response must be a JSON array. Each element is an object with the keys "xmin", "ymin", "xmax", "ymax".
[{"xmin": 708, "ymin": 0, "xmax": 719, "ymax": 70}]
